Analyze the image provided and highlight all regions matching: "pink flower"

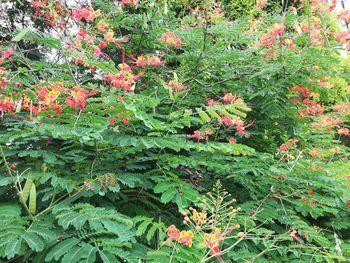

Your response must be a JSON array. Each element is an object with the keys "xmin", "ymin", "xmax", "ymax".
[
  {"xmin": 207, "ymin": 99, "xmax": 219, "ymax": 107},
  {"xmin": 228, "ymin": 138, "xmax": 237, "ymax": 144},
  {"xmin": 2, "ymin": 49, "xmax": 12, "ymax": 59},
  {"xmin": 221, "ymin": 116, "xmax": 233, "ymax": 126},
  {"xmin": 338, "ymin": 128, "xmax": 350, "ymax": 137},
  {"xmin": 279, "ymin": 144, "xmax": 289, "ymax": 152},
  {"xmin": 94, "ymin": 47, "xmax": 101, "ymax": 56},
  {"xmin": 188, "ymin": 130, "xmax": 208, "ymax": 142}
]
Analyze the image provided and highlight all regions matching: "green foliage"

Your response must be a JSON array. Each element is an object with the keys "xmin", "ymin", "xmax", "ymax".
[{"xmin": 0, "ymin": 0, "xmax": 349, "ymax": 262}]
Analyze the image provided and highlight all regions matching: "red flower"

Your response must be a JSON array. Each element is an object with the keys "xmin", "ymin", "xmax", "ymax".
[
  {"xmin": 72, "ymin": 8, "xmax": 100, "ymax": 22},
  {"xmin": 98, "ymin": 41, "xmax": 107, "ymax": 49},
  {"xmin": 136, "ymin": 55, "xmax": 163, "ymax": 68},
  {"xmin": 65, "ymin": 86, "xmax": 91, "ymax": 110},
  {"xmin": 205, "ymin": 129, "xmax": 213, "ymax": 135},
  {"xmin": 78, "ymin": 28, "xmax": 88, "ymax": 38},
  {"xmin": 0, "ymin": 99, "xmax": 15, "ymax": 113},
  {"xmin": 108, "ymin": 118, "xmax": 115, "ymax": 125},
  {"xmin": 123, "ymin": 118, "xmax": 129, "ymax": 125},
  {"xmin": 121, "ymin": 0, "xmax": 138, "ymax": 8},
  {"xmin": 204, "ymin": 229, "xmax": 224, "ymax": 263},
  {"xmin": 167, "ymin": 225, "xmax": 179, "ymax": 240}
]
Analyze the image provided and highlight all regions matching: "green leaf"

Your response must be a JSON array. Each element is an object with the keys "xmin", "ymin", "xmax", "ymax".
[
  {"xmin": 80, "ymin": 246, "xmax": 97, "ymax": 263},
  {"xmin": 5, "ymin": 238, "xmax": 21, "ymax": 259},
  {"xmin": 153, "ymin": 181, "xmax": 171, "ymax": 193},
  {"xmin": 12, "ymin": 28, "xmax": 31, "ymax": 42},
  {"xmin": 45, "ymin": 238, "xmax": 80, "ymax": 261},
  {"xmin": 136, "ymin": 219, "xmax": 153, "ymax": 236},
  {"xmin": 99, "ymin": 250, "xmax": 117, "ymax": 263},
  {"xmin": 197, "ymin": 109, "xmax": 211, "ymax": 123},
  {"xmin": 146, "ymin": 224, "xmax": 159, "ymax": 242},
  {"xmin": 61, "ymin": 244, "xmax": 94, "ymax": 263},
  {"xmin": 160, "ymin": 188, "xmax": 176, "ymax": 204},
  {"xmin": 0, "ymin": 177, "xmax": 12, "ymax": 186},
  {"xmin": 23, "ymin": 232, "xmax": 44, "ymax": 252}
]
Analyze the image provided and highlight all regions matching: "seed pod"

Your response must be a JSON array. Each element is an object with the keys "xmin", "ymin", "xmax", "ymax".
[
  {"xmin": 21, "ymin": 176, "xmax": 33, "ymax": 204},
  {"xmin": 29, "ymin": 183, "xmax": 36, "ymax": 215}
]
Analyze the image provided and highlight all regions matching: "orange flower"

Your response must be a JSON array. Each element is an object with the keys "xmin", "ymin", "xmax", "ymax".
[
  {"xmin": 228, "ymin": 138, "xmax": 237, "ymax": 144},
  {"xmin": 177, "ymin": 230, "xmax": 193, "ymax": 247},
  {"xmin": 167, "ymin": 80, "xmax": 187, "ymax": 92},
  {"xmin": 257, "ymin": 0, "xmax": 266, "ymax": 9},
  {"xmin": 160, "ymin": 32, "xmax": 182, "ymax": 48}
]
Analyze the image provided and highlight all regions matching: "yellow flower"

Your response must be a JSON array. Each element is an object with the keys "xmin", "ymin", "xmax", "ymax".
[{"xmin": 177, "ymin": 230, "xmax": 193, "ymax": 247}]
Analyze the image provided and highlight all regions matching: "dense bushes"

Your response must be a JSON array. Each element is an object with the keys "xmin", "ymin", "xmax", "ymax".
[{"xmin": 0, "ymin": 0, "xmax": 349, "ymax": 262}]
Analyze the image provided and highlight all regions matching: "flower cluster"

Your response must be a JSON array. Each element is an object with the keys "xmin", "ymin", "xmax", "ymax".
[
  {"xmin": 121, "ymin": 0, "xmax": 138, "ymax": 9},
  {"xmin": 291, "ymin": 86, "xmax": 324, "ymax": 117},
  {"xmin": 311, "ymin": 114, "xmax": 343, "ymax": 131},
  {"xmin": 300, "ymin": 16, "xmax": 325, "ymax": 46},
  {"xmin": 166, "ymin": 225, "xmax": 193, "ymax": 247},
  {"xmin": 72, "ymin": 7, "xmax": 100, "ymax": 22},
  {"xmin": 65, "ymin": 86, "xmax": 95, "ymax": 110},
  {"xmin": 278, "ymin": 138, "xmax": 299, "ymax": 153},
  {"xmin": 136, "ymin": 55, "xmax": 163, "ymax": 68},
  {"xmin": 338, "ymin": 10, "xmax": 350, "ymax": 22},
  {"xmin": 37, "ymin": 84, "xmax": 62, "ymax": 114},
  {"xmin": 0, "ymin": 77, "xmax": 9, "ymax": 90},
  {"xmin": 259, "ymin": 23, "xmax": 285, "ymax": 47},
  {"xmin": 222, "ymin": 93, "xmax": 237, "ymax": 104},
  {"xmin": 160, "ymin": 32, "xmax": 182, "ymax": 48},
  {"xmin": 257, "ymin": 0, "xmax": 267, "ymax": 9},
  {"xmin": 167, "ymin": 80, "xmax": 187, "ymax": 92},
  {"xmin": 203, "ymin": 228, "xmax": 224, "ymax": 262},
  {"xmin": 335, "ymin": 30, "xmax": 350, "ymax": 49},
  {"xmin": 187, "ymin": 130, "xmax": 212, "ymax": 142},
  {"xmin": 333, "ymin": 102, "xmax": 350, "ymax": 114},
  {"xmin": 103, "ymin": 64, "xmax": 143, "ymax": 92},
  {"xmin": 0, "ymin": 49, "xmax": 13, "ymax": 64},
  {"xmin": 291, "ymin": 86, "xmax": 311, "ymax": 98},
  {"xmin": 0, "ymin": 99, "xmax": 15, "ymax": 114}
]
